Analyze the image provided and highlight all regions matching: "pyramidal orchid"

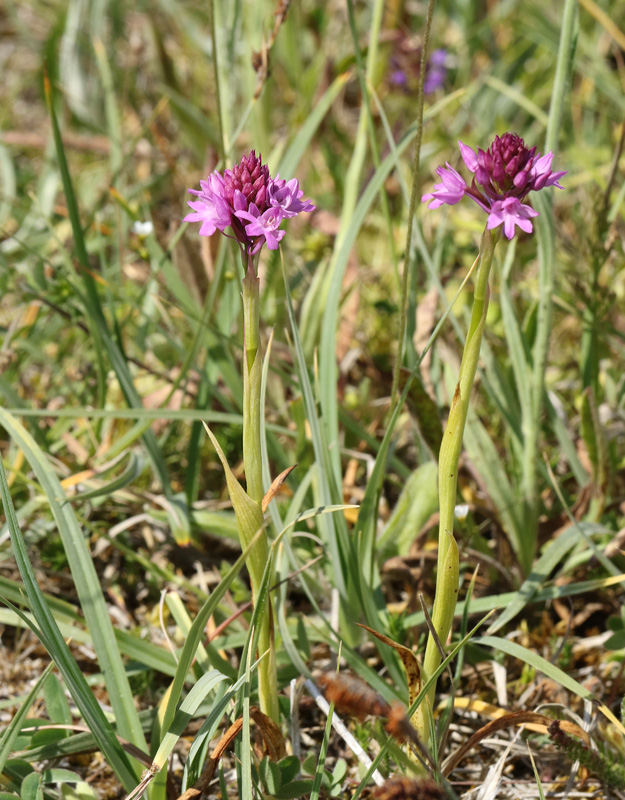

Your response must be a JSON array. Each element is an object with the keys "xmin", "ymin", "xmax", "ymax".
[
  {"xmin": 422, "ymin": 133, "xmax": 566, "ymax": 238},
  {"xmin": 184, "ymin": 150, "xmax": 314, "ymax": 256},
  {"xmin": 184, "ymin": 152, "xmax": 315, "ymax": 725},
  {"xmin": 414, "ymin": 133, "xmax": 565, "ymax": 750}
]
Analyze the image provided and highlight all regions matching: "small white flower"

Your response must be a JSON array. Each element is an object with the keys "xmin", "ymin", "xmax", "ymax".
[{"xmin": 132, "ymin": 220, "xmax": 153, "ymax": 237}]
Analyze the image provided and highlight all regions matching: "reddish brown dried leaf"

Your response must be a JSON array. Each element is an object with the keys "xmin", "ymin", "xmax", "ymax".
[
  {"xmin": 249, "ymin": 705, "xmax": 287, "ymax": 760},
  {"xmin": 357, "ymin": 623, "xmax": 422, "ymax": 707},
  {"xmin": 176, "ymin": 718, "xmax": 243, "ymax": 800}
]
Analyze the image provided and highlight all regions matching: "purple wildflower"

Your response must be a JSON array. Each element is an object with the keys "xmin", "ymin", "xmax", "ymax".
[
  {"xmin": 389, "ymin": 44, "xmax": 448, "ymax": 95},
  {"xmin": 184, "ymin": 151, "xmax": 314, "ymax": 255},
  {"xmin": 424, "ymin": 48, "xmax": 448, "ymax": 94},
  {"xmin": 390, "ymin": 69, "xmax": 408, "ymax": 87},
  {"xmin": 422, "ymin": 133, "xmax": 566, "ymax": 239}
]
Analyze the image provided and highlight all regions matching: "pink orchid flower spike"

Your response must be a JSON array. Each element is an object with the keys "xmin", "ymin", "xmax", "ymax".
[
  {"xmin": 184, "ymin": 151, "xmax": 315, "ymax": 256},
  {"xmin": 422, "ymin": 133, "xmax": 566, "ymax": 239}
]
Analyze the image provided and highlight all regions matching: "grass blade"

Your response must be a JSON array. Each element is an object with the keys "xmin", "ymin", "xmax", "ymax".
[
  {"xmin": 0, "ymin": 459, "xmax": 138, "ymax": 790},
  {"xmin": 152, "ymin": 524, "xmax": 269, "ymax": 761},
  {"xmin": 487, "ymin": 525, "xmax": 581, "ymax": 634},
  {"xmin": 0, "ymin": 663, "xmax": 54, "ymax": 775},
  {"xmin": 43, "ymin": 71, "xmax": 173, "ymax": 504},
  {"xmin": 0, "ymin": 408, "xmax": 146, "ymax": 757}
]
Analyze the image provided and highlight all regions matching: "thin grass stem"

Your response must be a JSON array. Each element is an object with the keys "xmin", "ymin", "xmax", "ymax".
[{"xmin": 390, "ymin": 0, "xmax": 436, "ymax": 406}]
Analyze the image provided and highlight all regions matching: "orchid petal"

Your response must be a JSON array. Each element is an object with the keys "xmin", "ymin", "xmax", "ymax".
[{"xmin": 458, "ymin": 141, "xmax": 478, "ymax": 173}]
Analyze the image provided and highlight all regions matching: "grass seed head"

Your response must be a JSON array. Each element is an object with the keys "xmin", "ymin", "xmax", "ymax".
[
  {"xmin": 372, "ymin": 775, "xmax": 445, "ymax": 800},
  {"xmin": 317, "ymin": 672, "xmax": 391, "ymax": 720}
]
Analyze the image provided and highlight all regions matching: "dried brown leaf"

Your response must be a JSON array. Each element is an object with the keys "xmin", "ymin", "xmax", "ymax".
[
  {"xmin": 261, "ymin": 464, "xmax": 297, "ymax": 513},
  {"xmin": 443, "ymin": 710, "xmax": 589, "ymax": 777},
  {"xmin": 249, "ymin": 705, "xmax": 287, "ymax": 760},
  {"xmin": 357, "ymin": 623, "xmax": 422, "ymax": 706}
]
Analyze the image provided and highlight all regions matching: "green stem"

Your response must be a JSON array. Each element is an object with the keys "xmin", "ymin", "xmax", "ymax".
[
  {"xmin": 414, "ymin": 228, "xmax": 498, "ymax": 747},
  {"xmin": 241, "ymin": 253, "xmax": 279, "ymax": 724},
  {"xmin": 242, "ymin": 257, "xmax": 263, "ymax": 507},
  {"xmin": 390, "ymin": 0, "xmax": 436, "ymax": 407},
  {"xmin": 208, "ymin": 0, "xmax": 226, "ymax": 161},
  {"xmin": 520, "ymin": 195, "xmax": 554, "ymax": 576},
  {"xmin": 520, "ymin": 0, "xmax": 576, "ymax": 575}
]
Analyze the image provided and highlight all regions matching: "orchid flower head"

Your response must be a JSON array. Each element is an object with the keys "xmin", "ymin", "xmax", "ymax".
[
  {"xmin": 184, "ymin": 151, "xmax": 315, "ymax": 256},
  {"xmin": 422, "ymin": 133, "xmax": 566, "ymax": 239}
]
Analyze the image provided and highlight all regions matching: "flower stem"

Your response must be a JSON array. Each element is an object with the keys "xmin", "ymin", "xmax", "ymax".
[
  {"xmin": 414, "ymin": 228, "xmax": 498, "ymax": 747},
  {"xmin": 242, "ymin": 258, "xmax": 263, "ymax": 507},
  {"xmin": 241, "ymin": 253, "xmax": 279, "ymax": 724}
]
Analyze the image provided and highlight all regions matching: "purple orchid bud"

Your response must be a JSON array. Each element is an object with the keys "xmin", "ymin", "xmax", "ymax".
[{"xmin": 422, "ymin": 163, "xmax": 468, "ymax": 209}]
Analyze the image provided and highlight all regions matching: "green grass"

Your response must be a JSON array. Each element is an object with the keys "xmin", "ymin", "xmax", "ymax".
[{"xmin": 1, "ymin": 1, "xmax": 624, "ymax": 798}]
